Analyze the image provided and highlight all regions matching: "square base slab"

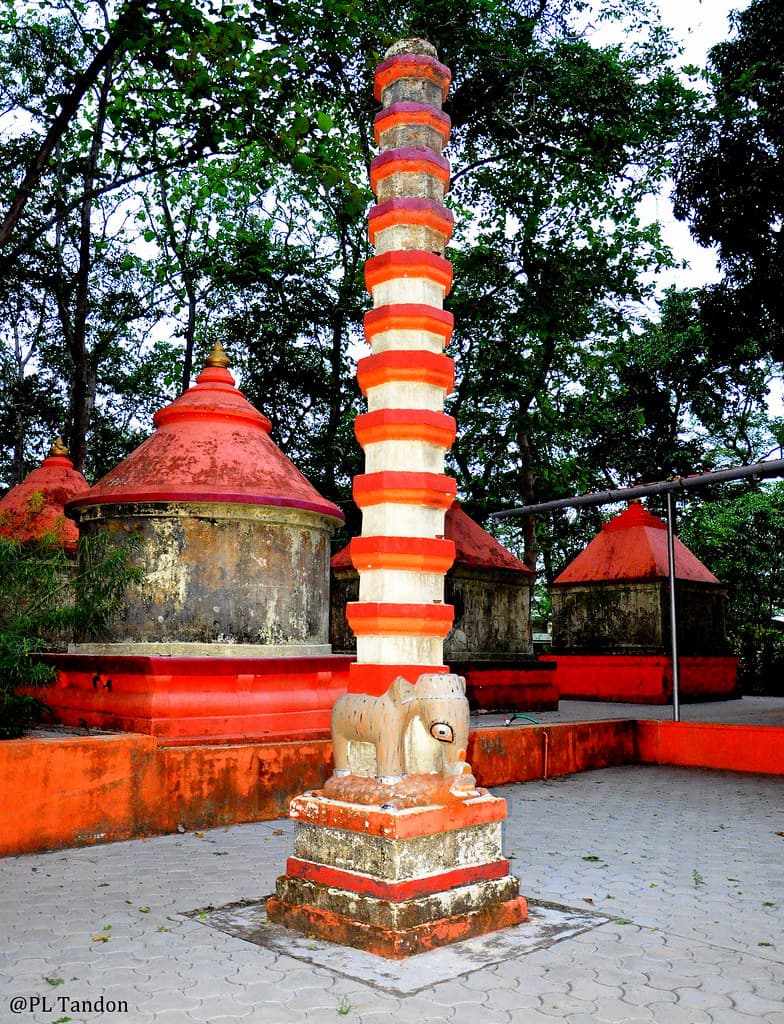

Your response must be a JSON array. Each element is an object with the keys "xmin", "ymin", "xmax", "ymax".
[{"xmin": 190, "ymin": 899, "xmax": 609, "ymax": 995}]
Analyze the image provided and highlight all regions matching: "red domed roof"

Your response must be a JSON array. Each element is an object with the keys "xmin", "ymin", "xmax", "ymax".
[
  {"xmin": 0, "ymin": 439, "xmax": 89, "ymax": 553},
  {"xmin": 67, "ymin": 345, "xmax": 343, "ymax": 523},
  {"xmin": 444, "ymin": 501, "xmax": 532, "ymax": 574},
  {"xmin": 332, "ymin": 500, "xmax": 532, "ymax": 575},
  {"xmin": 553, "ymin": 501, "xmax": 720, "ymax": 586}
]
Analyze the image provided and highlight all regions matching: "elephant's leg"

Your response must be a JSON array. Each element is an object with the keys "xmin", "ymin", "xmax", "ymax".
[
  {"xmin": 331, "ymin": 699, "xmax": 352, "ymax": 776},
  {"xmin": 375, "ymin": 732, "xmax": 406, "ymax": 784}
]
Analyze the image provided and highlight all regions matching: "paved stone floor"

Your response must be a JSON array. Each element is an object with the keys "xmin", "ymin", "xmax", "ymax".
[
  {"xmin": 1, "ymin": 765, "xmax": 782, "ymax": 1023},
  {"xmin": 472, "ymin": 695, "xmax": 784, "ymax": 729}
]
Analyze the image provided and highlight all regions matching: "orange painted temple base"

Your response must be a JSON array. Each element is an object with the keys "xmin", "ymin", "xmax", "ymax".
[
  {"xmin": 43, "ymin": 653, "xmax": 353, "ymax": 743},
  {"xmin": 455, "ymin": 659, "xmax": 559, "ymax": 712},
  {"xmin": 265, "ymin": 790, "xmax": 528, "ymax": 958},
  {"xmin": 547, "ymin": 654, "xmax": 739, "ymax": 704}
]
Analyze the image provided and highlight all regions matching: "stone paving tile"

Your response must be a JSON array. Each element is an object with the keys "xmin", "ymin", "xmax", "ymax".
[{"xmin": 1, "ymin": 767, "xmax": 782, "ymax": 1024}]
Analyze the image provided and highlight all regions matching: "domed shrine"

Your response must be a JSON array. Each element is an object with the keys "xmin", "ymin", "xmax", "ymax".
[
  {"xmin": 0, "ymin": 438, "xmax": 88, "ymax": 555},
  {"xmin": 44, "ymin": 344, "xmax": 351, "ymax": 742},
  {"xmin": 548, "ymin": 501, "xmax": 737, "ymax": 703}
]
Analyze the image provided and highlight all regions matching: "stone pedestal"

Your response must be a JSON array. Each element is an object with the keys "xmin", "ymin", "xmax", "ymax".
[{"xmin": 266, "ymin": 791, "xmax": 527, "ymax": 958}]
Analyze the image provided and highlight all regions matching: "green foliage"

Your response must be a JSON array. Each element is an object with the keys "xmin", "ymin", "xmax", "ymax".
[
  {"xmin": 0, "ymin": 0, "xmax": 780, "ymax": 627},
  {"xmin": 672, "ymin": 0, "xmax": 784, "ymax": 363},
  {"xmin": 679, "ymin": 481, "xmax": 784, "ymax": 693},
  {"xmin": 0, "ymin": 526, "xmax": 140, "ymax": 738}
]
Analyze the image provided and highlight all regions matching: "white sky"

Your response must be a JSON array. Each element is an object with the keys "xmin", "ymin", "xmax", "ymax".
[
  {"xmin": 645, "ymin": 2, "xmax": 783, "ymax": 418},
  {"xmin": 642, "ymin": 0, "xmax": 749, "ymax": 290}
]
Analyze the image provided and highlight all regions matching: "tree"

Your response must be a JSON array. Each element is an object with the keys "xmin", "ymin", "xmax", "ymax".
[
  {"xmin": 0, "ymin": 0, "xmax": 361, "ymax": 475},
  {"xmin": 672, "ymin": 0, "xmax": 784, "ymax": 364},
  {"xmin": 678, "ymin": 481, "xmax": 784, "ymax": 694},
  {"xmin": 0, "ymin": 522, "xmax": 140, "ymax": 738}
]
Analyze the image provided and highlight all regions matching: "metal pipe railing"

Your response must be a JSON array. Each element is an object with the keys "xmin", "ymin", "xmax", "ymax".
[
  {"xmin": 488, "ymin": 457, "xmax": 784, "ymax": 722},
  {"xmin": 488, "ymin": 458, "xmax": 784, "ymax": 520}
]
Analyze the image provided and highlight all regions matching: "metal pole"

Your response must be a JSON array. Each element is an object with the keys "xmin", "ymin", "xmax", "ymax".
[
  {"xmin": 488, "ymin": 457, "xmax": 784, "ymax": 521},
  {"xmin": 666, "ymin": 490, "xmax": 681, "ymax": 723}
]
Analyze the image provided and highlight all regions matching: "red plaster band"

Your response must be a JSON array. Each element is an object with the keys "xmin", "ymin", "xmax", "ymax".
[
  {"xmin": 368, "ymin": 197, "xmax": 454, "ymax": 245},
  {"xmin": 374, "ymin": 103, "xmax": 451, "ymax": 145},
  {"xmin": 66, "ymin": 490, "xmax": 345, "ymax": 522},
  {"xmin": 370, "ymin": 149, "xmax": 451, "ymax": 193},
  {"xmin": 284, "ymin": 857, "xmax": 511, "ymax": 902},
  {"xmin": 364, "ymin": 304, "xmax": 454, "ymax": 346},
  {"xmin": 265, "ymin": 896, "xmax": 528, "ymax": 959},
  {"xmin": 374, "ymin": 54, "xmax": 452, "ymax": 102},
  {"xmin": 347, "ymin": 661, "xmax": 448, "ymax": 695},
  {"xmin": 349, "ymin": 536, "xmax": 456, "ymax": 573},
  {"xmin": 354, "ymin": 409, "xmax": 456, "ymax": 449},
  {"xmin": 364, "ymin": 251, "xmax": 453, "ymax": 295},
  {"xmin": 353, "ymin": 471, "xmax": 457, "ymax": 508},
  {"xmin": 346, "ymin": 601, "xmax": 454, "ymax": 637},
  {"xmin": 289, "ymin": 787, "xmax": 508, "ymax": 835},
  {"xmin": 356, "ymin": 351, "xmax": 455, "ymax": 394}
]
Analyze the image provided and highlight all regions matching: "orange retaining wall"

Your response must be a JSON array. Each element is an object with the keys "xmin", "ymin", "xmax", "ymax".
[
  {"xmin": 636, "ymin": 720, "xmax": 784, "ymax": 775},
  {"xmin": 1, "ymin": 720, "xmax": 782, "ymax": 856}
]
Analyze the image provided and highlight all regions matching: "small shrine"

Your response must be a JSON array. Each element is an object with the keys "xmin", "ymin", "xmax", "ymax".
[
  {"xmin": 0, "ymin": 438, "xmax": 88, "ymax": 555},
  {"xmin": 331, "ymin": 501, "xmax": 558, "ymax": 710},
  {"xmin": 548, "ymin": 501, "xmax": 738, "ymax": 702},
  {"xmin": 43, "ymin": 344, "xmax": 351, "ymax": 742}
]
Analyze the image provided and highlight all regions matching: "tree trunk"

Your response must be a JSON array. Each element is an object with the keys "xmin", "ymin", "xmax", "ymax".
[
  {"xmin": 65, "ymin": 59, "xmax": 114, "ymax": 472},
  {"xmin": 517, "ymin": 427, "xmax": 537, "ymax": 572}
]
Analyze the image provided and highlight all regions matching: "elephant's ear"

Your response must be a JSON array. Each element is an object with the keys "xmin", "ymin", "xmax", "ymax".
[{"xmin": 389, "ymin": 675, "xmax": 416, "ymax": 705}]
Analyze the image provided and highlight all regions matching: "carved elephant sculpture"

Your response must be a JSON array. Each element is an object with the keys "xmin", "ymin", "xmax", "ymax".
[{"xmin": 331, "ymin": 672, "xmax": 471, "ymax": 784}]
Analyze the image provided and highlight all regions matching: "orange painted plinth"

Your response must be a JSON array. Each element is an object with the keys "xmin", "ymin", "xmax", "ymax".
[
  {"xmin": 548, "ymin": 654, "xmax": 739, "ymax": 704},
  {"xmin": 265, "ymin": 894, "xmax": 527, "ymax": 959},
  {"xmin": 43, "ymin": 653, "xmax": 352, "ymax": 743},
  {"xmin": 289, "ymin": 789, "xmax": 508, "ymax": 838},
  {"xmin": 458, "ymin": 660, "xmax": 559, "ymax": 712}
]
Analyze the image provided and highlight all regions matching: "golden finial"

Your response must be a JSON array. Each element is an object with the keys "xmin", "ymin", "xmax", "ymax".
[
  {"xmin": 205, "ymin": 341, "xmax": 230, "ymax": 369},
  {"xmin": 49, "ymin": 436, "xmax": 69, "ymax": 457}
]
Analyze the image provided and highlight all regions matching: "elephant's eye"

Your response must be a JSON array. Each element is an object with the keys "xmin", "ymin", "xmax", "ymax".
[{"xmin": 430, "ymin": 722, "xmax": 454, "ymax": 743}]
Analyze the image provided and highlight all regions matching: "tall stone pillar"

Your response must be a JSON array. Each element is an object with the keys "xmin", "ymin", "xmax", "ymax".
[
  {"xmin": 266, "ymin": 41, "xmax": 527, "ymax": 958},
  {"xmin": 347, "ymin": 39, "xmax": 457, "ymax": 696}
]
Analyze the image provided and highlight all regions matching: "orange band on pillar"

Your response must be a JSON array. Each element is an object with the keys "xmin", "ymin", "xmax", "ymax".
[
  {"xmin": 374, "ymin": 54, "xmax": 452, "ymax": 102},
  {"xmin": 346, "ymin": 601, "xmax": 454, "ymax": 637},
  {"xmin": 365, "ymin": 251, "xmax": 453, "ymax": 295},
  {"xmin": 353, "ymin": 471, "xmax": 457, "ymax": 508},
  {"xmin": 350, "ymin": 536, "xmax": 455, "ymax": 573},
  {"xmin": 374, "ymin": 103, "xmax": 451, "ymax": 146},
  {"xmin": 370, "ymin": 149, "xmax": 450, "ymax": 194},
  {"xmin": 364, "ymin": 304, "xmax": 454, "ymax": 345},
  {"xmin": 357, "ymin": 351, "xmax": 455, "ymax": 394},
  {"xmin": 354, "ymin": 409, "xmax": 456, "ymax": 448},
  {"xmin": 368, "ymin": 198, "xmax": 454, "ymax": 246}
]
